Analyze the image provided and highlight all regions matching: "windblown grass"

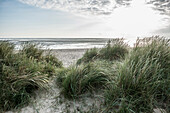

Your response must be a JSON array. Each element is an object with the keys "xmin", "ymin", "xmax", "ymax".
[
  {"xmin": 44, "ymin": 54, "xmax": 63, "ymax": 68},
  {"xmin": 104, "ymin": 36, "xmax": 170, "ymax": 112},
  {"xmin": 77, "ymin": 38, "xmax": 129, "ymax": 64},
  {"xmin": 57, "ymin": 60, "xmax": 115, "ymax": 99},
  {"xmin": 0, "ymin": 42, "xmax": 62, "ymax": 111},
  {"xmin": 99, "ymin": 38, "xmax": 129, "ymax": 61},
  {"xmin": 56, "ymin": 36, "xmax": 169, "ymax": 112},
  {"xmin": 21, "ymin": 43, "xmax": 44, "ymax": 60},
  {"xmin": 77, "ymin": 48, "xmax": 99, "ymax": 64}
]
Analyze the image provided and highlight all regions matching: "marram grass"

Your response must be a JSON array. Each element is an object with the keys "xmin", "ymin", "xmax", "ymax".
[
  {"xmin": 57, "ymin": 36, "xmax": 169, "ymax": 113},
  {"xmin": 1, "ymin": 36, "xmax": 169, "ymax": 113},
  {"xmin": 104, "ymin": 36, "xmax": 170, "ymax": 112},
  {"xmin": 99, "ymin": 38, "xmax": 129, "ymax": 61},
  {"xmin": 57, "ymin": 60, "xmax": 115, "ymax": 99},
  {"xmin": 0, "ymin": 42, "xmax": 62, "ymax": 111},
  {"xmin": 77, "ymin": 38, "xmax": 129, "ymax": 64}
]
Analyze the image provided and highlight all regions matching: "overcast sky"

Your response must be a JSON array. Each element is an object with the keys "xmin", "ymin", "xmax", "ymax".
[{"xmin": 0, "ymin": 0, "xmax": 169, "ymax": 39}]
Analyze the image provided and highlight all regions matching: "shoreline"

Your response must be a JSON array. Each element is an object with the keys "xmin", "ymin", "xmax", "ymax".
[{"xmin": 47, "ymin": 48, "xmax": 88, "ymax": 51}]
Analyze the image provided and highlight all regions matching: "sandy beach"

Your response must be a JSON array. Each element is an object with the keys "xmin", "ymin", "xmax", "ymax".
[{"xmin": 51, "ymin": 49, "xmax": 87, "ymax": 67}]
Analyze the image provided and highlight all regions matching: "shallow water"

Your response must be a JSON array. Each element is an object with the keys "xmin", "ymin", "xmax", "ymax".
[{"xmin": 0, "ymin": 38, "xmax": 109, "ymax": 50}]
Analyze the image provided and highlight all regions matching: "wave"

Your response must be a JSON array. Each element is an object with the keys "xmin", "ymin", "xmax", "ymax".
[{"xmin": 0, "ymin": 38, "xmax": 108, "ymax": 50}]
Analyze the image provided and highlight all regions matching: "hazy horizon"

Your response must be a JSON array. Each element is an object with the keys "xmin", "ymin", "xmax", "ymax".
[{"xmin": 0, "ymin": 0, "xmax": 170, "ymax": 39}]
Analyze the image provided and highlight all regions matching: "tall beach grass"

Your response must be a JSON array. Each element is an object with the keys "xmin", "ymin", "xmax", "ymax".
[
  {"xmin": 56, "ymin": 36, "xmax": 169, "ymax": 112},
  {"xmin": 77, "ymin": 38, "xmax": 129, "ymax": 64},
  {"xmin": 104, "ymin": 36, "xmax": 170, "ymax": 112},
  {"xmin": 0, "ymin": 42, "xmax": 62, "ymax": 111},
  {"xmin": 57, "ymin": 60, "xmax": 115, "ymax": 99}
]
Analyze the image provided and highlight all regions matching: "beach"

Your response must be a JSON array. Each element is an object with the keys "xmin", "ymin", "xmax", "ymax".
[
  {"xmin": 50, "ymin": 49, "xmax": 87, "ymax": 67},
  {"xmin": 2, "ymin": 37, "xmax": 169, "ymax": 113},
  {"xmin": 1, "ymin": 0, "xmax": 169, "ymax": 112}
]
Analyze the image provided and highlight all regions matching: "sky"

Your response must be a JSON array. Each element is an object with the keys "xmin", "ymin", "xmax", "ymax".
[{"xmin": 0, "ymin": 0, "xmax": 170, "ymax": 39}]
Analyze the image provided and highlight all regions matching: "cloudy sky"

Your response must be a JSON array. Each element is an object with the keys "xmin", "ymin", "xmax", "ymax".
[{"xmin": 0, "ymin": 0, "xmax": 170, "ymax": 38}]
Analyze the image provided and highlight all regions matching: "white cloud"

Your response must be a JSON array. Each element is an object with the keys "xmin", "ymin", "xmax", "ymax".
[
  {"xmin": 18, "ymin": 0, "xmax": 170, "ymax": 16},
  {"xmin": 16, "ymin": 0, "xmax": 170, "ymax": 38},
  {"xmin": 18, "ymin": 0, "xmax": 132, "ymax": 16},
  {"xmin": 146, "ymin": 0, "xmax": 170, "ymax": 15}
]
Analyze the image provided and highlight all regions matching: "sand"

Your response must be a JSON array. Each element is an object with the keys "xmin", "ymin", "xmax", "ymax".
[{"xmin": 51, "ymin": 49, "xmax": 87, "ymax": 67}]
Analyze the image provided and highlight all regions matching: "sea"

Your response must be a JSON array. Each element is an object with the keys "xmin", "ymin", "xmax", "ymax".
[{"xmin": 0, "ymin": 38, "xmax": 110, "ymax": 50}]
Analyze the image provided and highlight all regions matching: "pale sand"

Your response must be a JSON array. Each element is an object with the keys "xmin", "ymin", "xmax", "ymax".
[{"xmin": 50, "ymin": 49, "xmax": 87, "ymax": 67}]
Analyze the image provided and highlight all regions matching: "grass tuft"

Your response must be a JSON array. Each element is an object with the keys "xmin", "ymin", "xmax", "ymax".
[
  {"xmin": 104, "ymin": 36, "xmax": 170, "ymax": 112},
  {"xmin": 21, "ymin": 43, "xmax": 44, "ymax": 60},
  {"xmin": 77, "ymin": 48, "xmax": 99, "ymax": 64},
  {"xmin": 0, "ymin": 42, "xmax": 62, "ymax": 111},
  {"xmin": 77, "ymin": 38, "xmax": 129, "ymax": 64},
  {"xmin": 99, "ymin": 38, "xmax": 129, "ymax": 61},
  {"xmin": 57, "ymin": 60, "xmax": 115, "ymax": 99},
  {"xmin": 44, "ymin": 54, "xmax": 63, "ymax": 68}
]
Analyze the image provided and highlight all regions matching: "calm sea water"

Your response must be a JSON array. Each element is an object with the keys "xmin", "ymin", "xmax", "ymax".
[{"xmin": 0, "ymin": 38, "xmax": 109, "ymax": 50}]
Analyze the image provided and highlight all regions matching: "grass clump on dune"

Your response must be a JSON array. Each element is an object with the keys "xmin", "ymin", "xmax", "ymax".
[
  {"xmin": 42, "ymin": 54, "xmax": 63, "ymax": 76},
  {"xmin": 21, "ymin": 43, "xmax": 44, "ymax": 60},
  {"xmin": 21, "ymin": 43, "xmax": 62, "ymax": 67},
  {"xmin": 57, "ymin": 60, "xmax": 115, "ymax": 99},
  {"xmin": 104, "ymin": 36, "xmax": 170, "ymax": 112},
  {"xmin": 77, "ymin": 38, "xmax": 129, "ymax": 64},
  {"xmin": 44, "ymin": 54, "xmax": 63, "ymax": 68},
  {"xmin": 22, "ymin": 43, "xmax": 63, "ymax": 76},
  {"xmin": 99, "ymin": 38, "xmax": 129, "ymax": 61},
  {"xmin": 0, "ymin": 42, "xmax": 62, "ymax": 111},
  {"xmin": 77, "ymin": 48, "xmax": 99, "ymax": 64}
]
